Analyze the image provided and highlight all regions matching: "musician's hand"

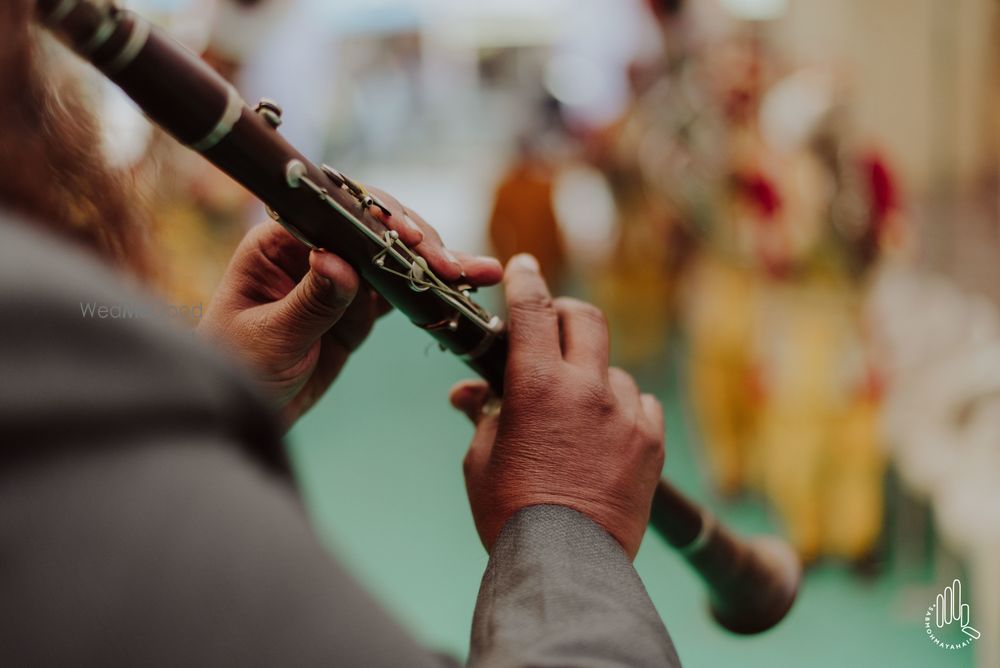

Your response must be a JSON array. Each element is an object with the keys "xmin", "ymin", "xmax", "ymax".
[
  {"xmin": 201, "ymin": 213, "xmax": 502, "ymax": 427},
  {"xmin": 450, "ymin": 254, "xmax": 665, "ymax": 559},
  {"xmin": 364, "ymin": 186, "xmax": 503, "ymax": 282}
]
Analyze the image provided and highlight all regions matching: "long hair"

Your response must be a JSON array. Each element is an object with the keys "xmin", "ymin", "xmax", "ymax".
[{"xmin": 0, "ymin": 0, "xmax": 152, "ymax": 277}]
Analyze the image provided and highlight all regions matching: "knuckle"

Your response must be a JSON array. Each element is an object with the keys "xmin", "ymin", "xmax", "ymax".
[
  {"xmin": 580, "ymin": 378, "xmax": 615, "ymax": 415},
  {"xmin": 570, "ymin": 299, "xmax": 608, "ymax": 327},
  {"xmin": 650, "ymin": 435, "xmax": 666, "ymax": 466},
  {"xmin": 508, "ymin": 362, "xmax": 558, "ymax": 394},
  {"xmin": 248, "ymin": 219, "xmax": 282, "ymax": 245},
  {"xmin": 644, "ymin": 396, "xmax": 664, "ymax": 418},
  {"xmin": 608, "ymin": 366, "xmax": 628, "ymax": 381},
  {"xmin": 608, "ymin": 367, "xmax": 638, "ymax": 393},
  {"xmin": 509, "ymin": 294, "xmax": 555, "ymax": 318},
  {"xmin": 367, "ymin": 185, "xmax": 397, "ymax": 208},
  {"xmin": 253, "ymin": 220, "xmax": 295, "ymax": 256},
  {"xmin": 323, "ymin": 277, "xmax": 359, "ymax": 308},
  {"xmin": 297, "ymin": 287, "xmax": 349, "ymax": 323}
]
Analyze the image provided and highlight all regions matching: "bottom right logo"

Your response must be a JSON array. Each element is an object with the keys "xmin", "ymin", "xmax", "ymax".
[{"xmin": 924, "ymin": 578, "xmax": 981, "ymax": 651}]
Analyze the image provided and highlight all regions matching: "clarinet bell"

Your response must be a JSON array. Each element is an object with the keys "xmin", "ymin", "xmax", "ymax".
[{"xmin": 687, "ymin": 529, "xmax": 802, "ymax": 635}]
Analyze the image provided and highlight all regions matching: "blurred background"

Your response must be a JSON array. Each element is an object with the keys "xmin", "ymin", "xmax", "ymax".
[{"xmin": 87, "ymin": 0, "xmax": 999, "ymax": 665}]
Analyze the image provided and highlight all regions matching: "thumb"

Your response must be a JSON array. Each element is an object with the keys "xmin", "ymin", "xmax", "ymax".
[
  {"xmin": 450, "ymin": 380, "xmax": 494, "ymax": 424},
  {"xmin": 269, "ymin": 250, "xmax": 360, "ymax": 350},
  {"xmin": 450, "ymin": 380, "xmax": 500, "ymax": 487},
  {"xmin": 450, "ymin": 379, "xmax": 500, "ymax": 448}
]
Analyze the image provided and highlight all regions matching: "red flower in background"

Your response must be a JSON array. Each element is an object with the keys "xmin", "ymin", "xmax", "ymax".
[
  {"xmin": 862, "ymin": 152, "xmax": 898, "ymax": 235},
  {"xmin": 735, "ymin": 171, "xmax": 783, "ymax": 221}
]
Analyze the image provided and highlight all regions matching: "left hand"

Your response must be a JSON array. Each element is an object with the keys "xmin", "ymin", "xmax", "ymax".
[{"xmin": 199, "ymin": 186, "xmax": 503, "ymax": 427}]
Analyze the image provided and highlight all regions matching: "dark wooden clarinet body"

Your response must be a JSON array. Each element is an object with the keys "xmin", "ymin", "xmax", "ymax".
[{"xmin": 36, "ymin": 0, "xmax": 799, "ymax": 634}]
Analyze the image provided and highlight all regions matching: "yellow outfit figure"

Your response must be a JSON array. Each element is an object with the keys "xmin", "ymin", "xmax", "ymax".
[
  {"xmin": 752, "ymin": 275, "xmax": 885, "ymax": 562},
  {"xmin": 685, "ymin": 253, "xmax": 758, "ymax": 496},
  {"xmin": 138, "ymin": 133, "xmax": 252, "ymax": 323},
  {"xmin": 594, "ymin": 71, "xmax": 695, "ymax": 367},
  {"xmin": 667, "ymin": 58, "xmax": 890, "ymax": 560},
  {"xmin": 595, "ymin": 185, "xmax": 679, "ymax": 367}
]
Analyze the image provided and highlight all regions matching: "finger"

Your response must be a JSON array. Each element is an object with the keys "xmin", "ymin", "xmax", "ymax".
[
  {"xmin": 554, "ymin": 297, "xmax": 609, "ymax": 372},
  {"xmin": 504, "ymin": 254, "xmax": 561, "ymax": 365},
  {"xmin": 344, "ymin": 183, "xmax": 497, "ymax": 290},
  {"xmin": 282, "ymin": 338, "xmax": 350, "ymax": 424},
  {"xmin": 641, "ymin": 393, "xmax": 665, "ymax": 436},
  {"xmin": 367, "ymin": 187, "xmax": 464, "ymax": 281},
  {"xmin": 268, "ymin": 249, "xmax": 360, "ymax": 348},
  {"xmin": 327, "ymin": 287, "xmax": 381, "ymax": 353},
  {"xmin": 462, "ymin": 422, "xmax": 497, "ymax": 500},
  {"xmin": 457, "ymin": 381, "xmax": 501, "ymax": 490},
  {"xmin": 227, "ymin": 221, "xmax": 311, "ymax": 305},
  {"xmin": 449, "ymin": 379, "xmax": 493, "ymax": 424},
  {"xmin": 452, "ymin": 251, "xmax": 504, "ymax": 287},
  {"xmin": 609, "ymin": 367, "xmax": 641, "ymax": 406},
  {"xmin": 936, "ymin": 592, "xmax": 945, "ymax": 627},
  {"xmin": 283, "ymin": 290, "xmax": 383, "ymax": 421},
  {"xmin": 394, "ymin": 201, "xmax": 445, "ymax": 246},
  {"xmin": 406, "ymin": 210, "xmax": 464, "ymax": 281},
  {"xmin": 252, "ymin": 220, "xmax": 310, "ymax": 277},
  {"xmin": 365, "ymin": 186, "xmax": 425, "ymax": 247}
]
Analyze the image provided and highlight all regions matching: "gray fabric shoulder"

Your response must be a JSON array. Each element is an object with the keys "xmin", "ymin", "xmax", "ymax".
[
  {"xmin": 0, "ymin": 435, "xmax": 450, "ymax": 668},
  {"xmin": 469, "ymin": 505, "xmax": 681, "ymax": 667},
  {"xmin": 0, "ymin": 218, "xmax": 454, "ymax": 667},
  {"xmin": 0, "ymin": 216, "xmax": 284, "ymax": 472}
]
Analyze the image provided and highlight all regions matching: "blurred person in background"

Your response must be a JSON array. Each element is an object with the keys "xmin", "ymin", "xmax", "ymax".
[
  {"xmin": 587, "ymin": 0, "xmax": 696, "ymax": 367},
  {"xmin": 0, "ymin": 1, "xmax": 679, "ymax": 666},
  {"xmin": 142, "ymin": 0, "xmax": 302, "ymax": 319},
  {"xmin": 488, "ymin": 133, "xmax": 568, "ymax": 290},
  {"xmin": 600, "ymin": 0, "xmax": 900, "ymax": 564}
]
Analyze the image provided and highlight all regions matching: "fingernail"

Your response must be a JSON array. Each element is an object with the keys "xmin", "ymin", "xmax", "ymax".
[
  {"xmin": 445, "ymin": 249, "xmax": 461, "ymax": 269},
  {"xmin": 403, "ymin": 214, "xmax": 424, "ymax": 241},
  {"xmin": 480, "ymin": 255, "xmax": 502, "ymax": 269},
  {"xmin": 511, "ymin": 254, "xmax": 539, "ymax": 272},
  {"xmin": 310, "ymin": 251, "xmax": 332, "ymax": 286}
]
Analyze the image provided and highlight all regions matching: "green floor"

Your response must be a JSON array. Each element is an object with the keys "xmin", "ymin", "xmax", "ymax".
[{"xmin": 288, "ymin": 311, "xmax": 974, "ymax": 667}]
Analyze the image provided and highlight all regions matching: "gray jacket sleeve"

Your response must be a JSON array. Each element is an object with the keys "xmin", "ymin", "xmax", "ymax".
[{"xmin": 470, "ymin": 505, "xmax": 680, "ymax": 668}]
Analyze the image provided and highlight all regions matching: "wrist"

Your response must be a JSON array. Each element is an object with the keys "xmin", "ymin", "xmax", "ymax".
[
  {"xmin": 489, "ymin": 489, "xmax": 646, "ymax": 558},
  {"xmin": 491, "ymin": 504, "xmax": 630, "ymax": 558}
]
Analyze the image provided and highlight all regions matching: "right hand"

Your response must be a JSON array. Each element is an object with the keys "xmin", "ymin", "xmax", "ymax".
[
  {"xmin": 450, "ymin": 254, "xmax": 665, "ymax": 559},
  {"xmin": 200, "ymin": 188, "xmax": 502, "ymax": 427}
]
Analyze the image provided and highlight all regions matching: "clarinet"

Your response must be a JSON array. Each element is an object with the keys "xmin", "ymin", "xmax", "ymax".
[{"xmin": 36, "ymin": 0, "xmax": 800, "ymax": 634}]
